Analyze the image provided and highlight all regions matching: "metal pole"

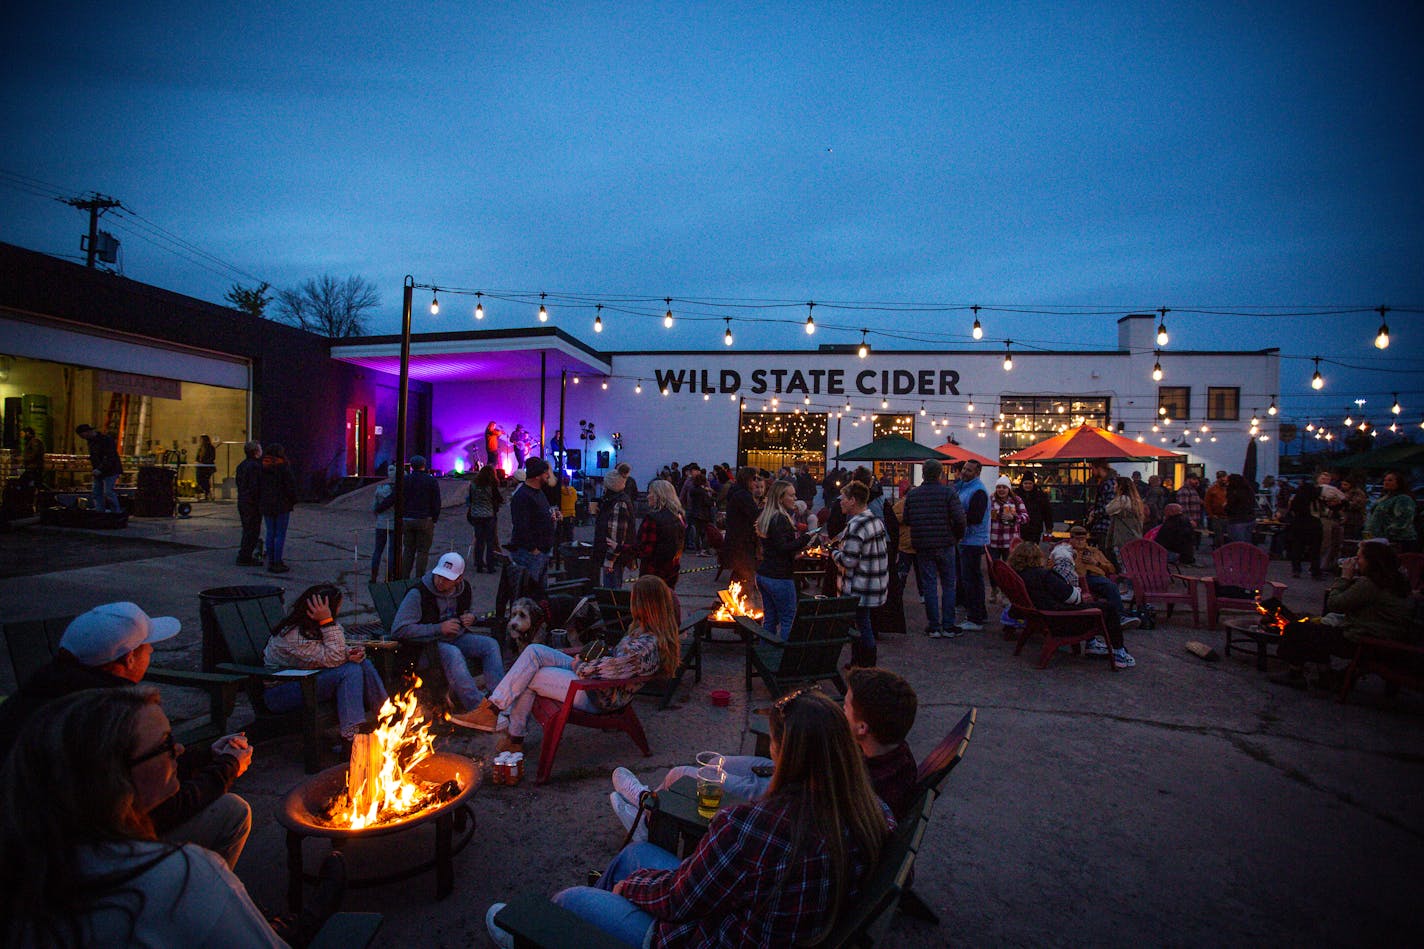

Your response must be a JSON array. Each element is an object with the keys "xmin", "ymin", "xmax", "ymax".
[
  {"xmin": 538, "ymin": 351, "xmax": 547, "ymax": 460},
  {"xmin": 390, "ymin": 276, "xmax": 413, "ymax": 581},
  {"xmin": 558, "ymin": 368, "xmax": 567, "ymax": 476}
]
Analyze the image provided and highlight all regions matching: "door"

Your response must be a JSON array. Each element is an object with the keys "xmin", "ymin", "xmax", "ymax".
[{"xmin": 345, "ymin": 407, "xmax": 368, "ymax": 476}]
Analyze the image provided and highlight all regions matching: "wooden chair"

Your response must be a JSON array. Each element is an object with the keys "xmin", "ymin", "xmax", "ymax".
[
  {"xmin": 209, "ymin": 598, "xmax": 331, "ymax": 773},
  {"xmin": 1202, "ymin": 542, "xmax": 1287, "ymax": 630},
  {"xmin": 1337, "ymin": 634, "xmax": 1424, "ymax": 704},
  {"xmin": 1118, "ymin": 538, "xmax": 1200, "ymax": 627},
  {"xmin": 736, "ymin": 595, "xmax": 856, "ymax": 697},
  {"xmin": 368, "ymin": 578, "xmax": 417, "ymax": 634},
  {"xmin": 529, "ymin": 675, "xmax": 654, "ymax": 783},
  {"xmin": 990, "ymin": 560, "xmax": 1113, "ymax": 671},
  {"xmin": 589, "ymin": 587, "xmax": 705, "ymax": 709},
  {"xmin": 2, "ymin": 615, "xmax": 244, "ymax": 744},
  {"xmin": 365, "ymin": 579, "xmax": 451, "ymax": 699},
  {"xmin": 1400, "ymin": 553, "xmax": 1424, "ymax": 593}
]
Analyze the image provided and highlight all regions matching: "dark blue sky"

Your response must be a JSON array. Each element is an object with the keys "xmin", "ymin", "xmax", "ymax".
[{"xmin": 3, "ymin": 1, "xmax": 1421, "ymax": 429}]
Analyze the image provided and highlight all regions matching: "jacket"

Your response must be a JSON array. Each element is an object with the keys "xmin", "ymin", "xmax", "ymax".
[
  {"xmin": 1203, "ymin": 482, "xmax": 1228, "ymax": 518},
  {"xmin": 592, "ymin": 488, "xmax": 634, "ymax": 572},
  {"xmin": 756, "ymin": 513, "xmax": 809, "ymax": 580},
  {"xmin": 1104, "ymin": 495, "xmax": 1144, "ymax": 549},
  {"xmin": 21, "ymin": 434, "xmax": 44, "ymax": 470},
  {"xmin": 376, "ymin": 470, "xmax": 441, "ymax": 521},
  {"xmin": 1365, "ymin": 494, "xmax": 1418, "ymax": 544},
  {"xmin": 955, "ymin": 477, "xmax": 990, "ymax": 547},
  {"xmin": 508, "ymin": 483, "xmax": 555, "ymax": 551},
  {"xmin": 1156, "ymin": 514, "xmax": 1197, "ymax": 562},
  {"xmin": 1325, "ymin": 575, "xmax": 1416, "ymax": 642},
  {"xmin": 833, "ymin": 510, "xmax": 889, "ymax": 608},
  {"xmin": 87, "ymin": 431, "xmax": 122, "ymax": 477},
  {"xmin": 723, "ymin": 484, "xmax": 761, "ymax": 576},
  {"xmin": 1016, "ymin": 486, "xmax": 1054, "ymax": 540},
  {"xmin": 235, "ymin": 457, "xmax": 262, "ymax": 507},
  {"xmin": 256, "ymin": 456, "xmax": 297, "ymax": 516},
  {"xmin": 901, "ymin": 480, "xmax": 966, "ymax": 552},
  {"xmin": 638, "ymin": 508, "xmax": 686, "ymax": 588},
  {"xmin": 392, "ymin": 571, "xmax": 474, "ymax": 641}
]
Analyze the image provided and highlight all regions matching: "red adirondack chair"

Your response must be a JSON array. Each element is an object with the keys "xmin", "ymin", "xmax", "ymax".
[
  {"xmin": 990, "ymin": 560, "xmax": 1114, "ymax": 671},
  {"xmin": 530, "ymin": 676, "xmax": 653, "ymax": 783},
  {"xmin": 1118, "ymin": 538, "xmax": 1200, "ymax": 627},
  {"xmin": 1399, "ymin": 552, "xmax": 1424, "ymax": 593},
  {"xmin": 1202, "ymin": 542, "xmax": 1286, "ymax": 630}
]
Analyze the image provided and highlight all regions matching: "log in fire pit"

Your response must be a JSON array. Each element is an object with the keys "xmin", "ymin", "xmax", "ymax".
[{"xmin": 275, "ymin": 683, "xmax": 478, "ymax": 910}]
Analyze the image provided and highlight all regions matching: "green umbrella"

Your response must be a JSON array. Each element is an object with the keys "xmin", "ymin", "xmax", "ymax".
[{"xmin": 836, "ymin": 435, "xmax": 960, "ymax": 462}]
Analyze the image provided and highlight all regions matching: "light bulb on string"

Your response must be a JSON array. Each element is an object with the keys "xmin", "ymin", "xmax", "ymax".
[
  {"xmin": 1344, "ymin": 412, "xmax": 1354, "ymax": 427},
  {"xmin": 538, "ymin": 293, "xmax": 548, "ymax": 322},
  {"xmin": 593, "ymin": 304, "xmax": 603, "ymax": 333},
  {"xmin": 1392, "ymin": 394, "xmax": 1401, "ymax": 414},
  {"xmin": 858, "ymin": 330, "xmax": 869, "ymax": 359},
  {"xmin": 844, "ymin": 400, "xmax": 852, "ymax": 413},
  {"xmin": 635, "ymin": 380, "xmax": 642, "ymax": 394},
  {"xmin": 971, "ymin": 304, "xmax": 983, "ymax": 340},
  {"xmin": 572, "ymin": 375, "xmax": 580, "ymax": 384},
  {"xmin": 967, "ymin": 396, "xmax": 975, "ymax": 414},
  {"xmin": 601, "ymin": 379, "xmax": 608, "ymax": 390},
  {"xmin": 1152, "ymin": 351, "xmax": 1163, "ymax": 381},
  {"xmin": 1375, "ymin": 305, "xmax": 1391, "ymax": 349},
  {"xmin": 1003, "ymin": 341, "xmax": 1013, "ymax": 371},
  {"xmin": 920, "ymin": 402, "xmax": 926, "ymax": 416},
  {"xmin": 664, "ymin": 298, "xmax": 673, "ymax": 329},
  {"xmin": 881, "ymin": 398, "xmax": 888, "ymax": 409},
  {"xmin": 724, "ymin": 318, "xmax": 733, "ymax": 346},
  {"xmin": 430, "ymin": 290, "xmax": 439, "ymax": 315},
  {"xmin": 1156, "ymin": 307, "xmax": 1169, "ymax": 346},
  {"xmin": 1389, "ymin": 421, "xmax": 1398, "ymax": 433},
  {"xmin": 662, "ymin": 387, "xmax": 669, "ymax": 397},
  {"xmin": 1267, "ymin": 398, "xmax": 1277, "ymax": 416},
  {"xmin": 804, "ymin": 301, "xmax": 816, "ymax": 335},
  {"xmin": 474, "ymin": 292, "xmax": 484, "ymax": 320},
  {"xmin": 1310, "ymin": 356, "xmax": 1324, "ymax": 389},
  {"xmin": 1250, "ymin": 412, "xmax": 1259, "ymax": 426}
]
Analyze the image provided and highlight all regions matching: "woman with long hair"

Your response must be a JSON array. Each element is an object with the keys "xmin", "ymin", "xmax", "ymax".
[
  {"xmin": 1365, "ymin": 470, "xmax": 1419, "ymax": 551},
  {"xmin": 466, "ymin": 463, "xmax": 505, "ymax": 573},
  {"xmin": 637, "ymin": 479, "xmax": 687, "ymax": 589},
  {"xmin": 263, "ymin": 583, "xmax": 389, "ymax": 740},
  {"xmin": 195, "ymin": 434, "xmax": 217, "ymax": 501},
  {"xmin": 1103, "ymin": 475, "xmax": 1145, "ymax": 566},
  {"xmin": 488, "ymin": 688, "xmax": 890, "ymax": 948},
  {"xmin": 722, "ymin": 466, "xmax": 762, "ymax": 584},
  {"xmin": 755, "ymin": 478, "xmax": 812, "ymax": 641},
  {"xmin": 457, "ymin": 575, "xmax": 681, "ymax": 754},
  {"xmin": 0, "ymin": 688, "xmax": 286, "ymax": 947}
]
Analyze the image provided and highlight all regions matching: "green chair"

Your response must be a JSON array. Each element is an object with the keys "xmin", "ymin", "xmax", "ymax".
[
  {"xmin": 737, "ymin": 595, "xmax": 856, "ymax": 697},
  {"xmin": 590, "ymin": 587, "xmax": 705, "ymax": 709}
]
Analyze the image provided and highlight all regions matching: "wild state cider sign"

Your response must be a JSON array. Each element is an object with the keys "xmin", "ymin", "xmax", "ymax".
[{"xmin": 651, "ymin": 367, "xmax": 961, "ymax": 397}]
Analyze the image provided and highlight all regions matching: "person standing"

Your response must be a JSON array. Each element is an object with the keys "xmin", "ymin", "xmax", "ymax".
[
  {"xmin": 902, "ymin": 459, "xmax": 967, "ymax": 639},
  {"xmin": 988, "ymin": 474, "xmax": 1029, "ymax": 573},
  {"xmin": 195, "ymin": 434, "xmax": 217, "ymax": 501},
  {"xmin": 637, "ymin": 480, "xmax": 687, "ymax": 591},
  {"xmin": 386, "ymin": 455, "xmax": 442, "ymax": 579},
  {"xmin": 592, "ymin": 469, "xmax": 635, "ymax": 588},
  {"xmin": 370, "ymin": 464, "xmax": 397, "ymax": 581},
  {"xmin": 508, "ymin": 457, "xmax": 556, "ymax": 588},
  {"xmin": 1104, "ymin": 476, "xmax": 1145, "ymax": 566},
  {"xmin": 1365, "ymin": 470, "xmax": 1418, "ymax": 551},
  {"xmin": 465, "ymin": 464, "xmax": 503, "ymax": 574},
  {"xmin": 1203, "ymin": 470, "xmax": 1229, "ymax": 549},
  {"xmin": 680, "ymin": 467, "xmax": 714, "ymax": 555},
  {"xmin": 484, "ymin": 421, "xmax": 505, "ymax": 468},
  {"xmin": 257, "ymin": 443, "xmax": 298, "ymax": 573},
  {"xmin": 234, "ymin": 441, "xmax": 263, "ymax": 565},
  {"xmin": 1286, "ymin": 478, "xmax": 1323, "ymax": 579},
  {"xmin": 831, "ymin": 481, "xmax": 890, "ymax": 669},
  {"xmin": 75, "ymin": 423, "xmax": 123, "ymax": 513},
  {"xmin": 1141, "ymin": 475, "xmax": 1167, "ymax": 528},
  {"xmin": 722, "ymin": 466, "xmax": 762, "ymax": 586},
  {"xmin": 755, "ymin": 479, "xmax": 812, "ymax": 641},
  {"xmin": 1315, "ymin": 471, "xmax": 1346, "ymax": 571},
  {"xmin": 1084, "ymin": 462, "xmax": 1118, "ymax": 551},
  {"xmin": 18, "ymin": 425, "xmax": 44, "ymax": 489},
  {"xmin": 510, "ymin": 423, "xmax": 530, "ymax": 467},
  {"xmin": 1224, "ymin": 473, "xmax": 1257, "ymax": 545},
  {"xmin": 1175, "ymin": 472, "xmax": 1205, "ymax": 541},
  {"xmin": 954, "ymin": 460, "xmax": 991, "ymax": 631},
  {"xmin": 1339, "ymin": 473, "xmax": 1369, "ymax": 547},
  {"xmin": 1015, "ymin": 471, "xmax": 1054, "ymax": 543}
]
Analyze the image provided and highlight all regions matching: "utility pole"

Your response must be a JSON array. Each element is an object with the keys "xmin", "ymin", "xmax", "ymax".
[{"xmin": 63, "ymin": 193, "xmax": 122, "ymax": 268}]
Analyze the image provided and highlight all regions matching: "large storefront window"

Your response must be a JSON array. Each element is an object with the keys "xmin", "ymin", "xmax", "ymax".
[
  {"xmin": 870, "ymin": 413, "xmax": 915, "ymax": 482},
  {"xmin": 738, "ymin": 409, "xmax": 827, "ymax": 476},
  {"xmin": 998, "ymin": 395, "xmax": 1111, "ymax": 481}
]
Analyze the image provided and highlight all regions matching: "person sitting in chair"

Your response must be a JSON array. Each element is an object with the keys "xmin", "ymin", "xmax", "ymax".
[
  {"xmin": 1154, "ymin": 502, "xmax": 1198, "ymax": 566},
  {"xmin": 1008, "ymin": 542, "xmax": 1136, "ymax": 669}
]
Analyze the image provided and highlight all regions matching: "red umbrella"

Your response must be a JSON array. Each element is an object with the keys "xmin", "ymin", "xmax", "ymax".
[
  {"xmin": 932, "ymin": 442, "xmax": 998, "ymax": 467},
  {"xmin": 1002, "ymin": 424, "xmax": 1183, "ymax": 462}
]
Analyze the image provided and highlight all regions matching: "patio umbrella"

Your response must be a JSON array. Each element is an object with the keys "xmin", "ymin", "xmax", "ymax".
[
  {"xmin": 1002, "ymin": 424, "xmax": 1183, "ymax": 463},
  {"xmin": 1243, "ymin": 437, "xmax": 1258, "ymax": 484},
  {"xmin": 932, "ymin": 441, "xmax": 998, "ymax": 467},
  {"xmin": 836, "ymin": 435, "xmax": 953, "ymax": 462}
]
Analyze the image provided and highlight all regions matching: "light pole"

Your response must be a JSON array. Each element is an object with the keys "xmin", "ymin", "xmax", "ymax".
[{"xmin": 389, "ymin": 275, "xmax": 414, "ymax": 581}]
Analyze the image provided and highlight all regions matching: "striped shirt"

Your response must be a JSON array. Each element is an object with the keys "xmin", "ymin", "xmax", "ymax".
[
  {"xmin": 833, "ymin": 510, "xmax": 889, "ymax": 608},
  {"xmin": 263, "ymin": 621, "xmax": 348, "ymax": 669},
  {"xmin": 988, "ymin": 494, "xmax": 1029, "ymax": 549}
]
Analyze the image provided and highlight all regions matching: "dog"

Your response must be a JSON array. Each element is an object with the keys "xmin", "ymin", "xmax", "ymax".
[
  {"xmin": 505, "ymin": 593, "xmax": 605, "ymax": 655},
  {"xmin": 506, "ymin": 597, "xmax": 552, "ymax": 655}
]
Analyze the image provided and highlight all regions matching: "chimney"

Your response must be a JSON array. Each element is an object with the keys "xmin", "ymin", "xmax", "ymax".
[{"xmin": 1118, "ymin": 314, "xmax": 1154, "ymax": 352}]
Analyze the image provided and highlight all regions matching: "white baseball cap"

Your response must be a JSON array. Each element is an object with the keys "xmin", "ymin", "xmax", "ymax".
[
  {"xmin": 59, "ymin": 602, "xmax": 180, "ymax": 667},
  {"xmin": 432, "ymin": 552, "xmax": 466, "ymax": 580}
]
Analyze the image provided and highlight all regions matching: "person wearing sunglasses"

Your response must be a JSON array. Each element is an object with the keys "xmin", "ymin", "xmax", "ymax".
[
  {"xmin": 488, "ymin": 689, "xmax": 892, "ymax": 948},
  {"xmin": 0, "ymin": 688, "xmax": 290, "ymax": 947}
]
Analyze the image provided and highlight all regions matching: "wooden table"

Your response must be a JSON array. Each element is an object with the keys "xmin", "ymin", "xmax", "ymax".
[
  {"xmin": 1223, "ymin": 617, "xmax": 1283, "ymax": 671},
  {"xmin": 647, "ymin": 775, "xmax": 747, "ymax": 857}
]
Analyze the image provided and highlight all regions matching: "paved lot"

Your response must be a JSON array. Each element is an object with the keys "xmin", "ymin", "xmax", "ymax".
[{"xmin": 2, "ymin": 495, "xmax": 1421, "ymax": 947}]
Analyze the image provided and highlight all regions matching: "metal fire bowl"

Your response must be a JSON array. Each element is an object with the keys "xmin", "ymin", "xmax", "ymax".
[{"xmin": 277, "ymin": 751, "xmax": 479, "ymax": 839}]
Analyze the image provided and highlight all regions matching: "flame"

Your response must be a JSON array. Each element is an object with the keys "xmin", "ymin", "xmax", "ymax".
[
  {"xmin": 711, "ymin": 580, "xmax": 765, "ymax": 622},
  {"xmin": 1255, "ymin": 602, "xmax": 1289, "ymax": 636},
  {"xmin": 326, "ymin": 678, "xmax": 443, "ymax": 829}
]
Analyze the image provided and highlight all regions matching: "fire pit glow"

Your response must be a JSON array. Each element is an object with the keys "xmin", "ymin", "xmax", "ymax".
[
  {"xmin": 1256, "ymin": 599, "xmax": 1308, "ymax": 637},
  {"xmin": 712, "ymin": 581, "xmax": 764, "ymax": 622}
]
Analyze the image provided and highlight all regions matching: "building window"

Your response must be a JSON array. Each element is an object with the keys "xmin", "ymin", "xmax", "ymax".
[
  {"xmin": 1206, "ymin": 387, "xmax": 1240, "ymax": 421},
  {"xmin": 998, "ymin": 396, "xmax": 1111, "ymax": 460},
  {"xmin": 738, "ymin": 409, "xmax": 827, "ymax": 476},
  {"xmin": 1157, "ymin": 386, "xmax": 1190, "ymax": 421},
  {"xmin": 870, "ymin": 414, "xmax": 914, "ymax": 481}
]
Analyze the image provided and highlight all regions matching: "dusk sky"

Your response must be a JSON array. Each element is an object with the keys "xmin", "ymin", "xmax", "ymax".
[{"xmin": 3, "ymin": 1, "xmax": 1420, "ymax": 430}]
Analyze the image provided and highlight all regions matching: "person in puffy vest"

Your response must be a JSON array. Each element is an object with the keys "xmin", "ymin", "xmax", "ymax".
[{"xmin": 954, "ymin": 460, "xmax": 991, "ymax": 629}]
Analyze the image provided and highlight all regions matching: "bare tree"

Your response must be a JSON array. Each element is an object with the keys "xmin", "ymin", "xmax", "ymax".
[
  {"xmin": 274, "ymin": 274, "xmax": 380, "ymax": 338},
  {"xmin": 224, "ymin": 281, "xmax": 271, "ymax": 318}
]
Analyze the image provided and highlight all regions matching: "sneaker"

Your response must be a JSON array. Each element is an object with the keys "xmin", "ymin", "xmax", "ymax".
[
  {"xmin": 485, "ymin": 903, "xmax": 514, "ymax": 949},
  {"xmin": 1112, "ymin": 648, "xmax": 1136, "ymax": 669},
  {"xmin": 268, "ymin": 562, "xmax": 291, "ymax": 574},
  {"xmin": 612, "ymin": 766, "xmax": 649, "ymax": 805},
  {"xmin": 959, "ymin": 620, "xmax": 984, "ymax": 632},
  {"xmin": 999, "ymin": 607, "xmax": 1023, "ymax": 629},
  {"xmin": 942, "ymin": 626, "xmax": 966, "ymax": 639},
  {"xmin": 1083, "ymin": 637, "xmax": 1110, "ymax": 657},
  {"xmin": 926, "ymin": 628, "xmax": 943, "ymax": 639},
  {"xmin": 609, "ymin": 792, "xmax": 650, "ymax": 841},
  {"xmin": 1120, "ymin": 615, "xmax": 1143, "ymax": 630},
  {"xmin": 449, "ymin": 699, "xmax": 502, "ymax": 732}
]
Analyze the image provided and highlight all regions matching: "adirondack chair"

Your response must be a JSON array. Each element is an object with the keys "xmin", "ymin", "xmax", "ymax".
[
  {"xmin": 530, "ymin": 675, "xmax": 654, "ymax": 783},
  {"xmin": 1118, "ymin": 538, "xmax": 1201, "ymax": 627},
  {"xmin": 209, "ymin": 597, "xmax": 332, "ymax": 773},
  {"xmin": 896, "ymin": 706, "xmax": 977, "ymax": 925},
  {"xmin": 589, "ymin": 586, "xmax": 705, "ymax": 709},
  {"xmin": 1202, "ymin": 542, "xmax": 1286, "ymax": 630},
  {"xmin": 990, "ymin": 560, "xmax": 1113, "ymax": 671},
  {"xmin": 737, "ymin": 595, "xmax": 856, "ymax": 697},
  {"xmin": 2, "ymin": 614, "xmax": 244, "ymax": 744},
  {"xmin": 1399, "ymin": 553, "xmax": 1424, "ymax": 593},
  {"xmin": 365, "ymin": 579, "xmax": 454, "ymax": 702}
]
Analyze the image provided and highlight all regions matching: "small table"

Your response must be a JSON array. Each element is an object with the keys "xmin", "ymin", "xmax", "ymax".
[
  {"xmin": 1223, "ymin": 617, "xmax": 1283, "ymax": 671},
  {"xmin": 647, "ymin": 776, "xmax": 748, "ymax": 856}
]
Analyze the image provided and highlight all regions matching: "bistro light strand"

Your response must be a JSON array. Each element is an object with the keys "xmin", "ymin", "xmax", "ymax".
[
  {"xmin": 474, "ymin": 291, "xmax": 484, "ymax": 320},
  {"xmin": 430, "ymin": 289, "xmax": 439, "ymax": 315},
  {"xmin": 971, "ymin": 304, "xmax": 983, "ymax": 340},
  {"xmin": 1152, "ymin": 350, "xmax": 1163, "ymax": 381},
  {"xmin": 1003, "ymin": 340, "xmax": 1014, "ymax": 371},
  {"xmin": 1311, "ymin": 356, "xmax": 1324, "ymax": 389},
  {"xmin": 538, "ymin": 292, "xmax": 548, "ymax": 322},
  {"xmin": 594, "ymin": 303, "xmax": 603, "ymax": 333},
  {"xmin": 1375, "ymin": 305, "xmax": 1391, "ymax": 349},
  {"xmin": 858, "ymin": 329, "xmax": 869, "ymax": 359},
  {"xmin": 1156, "ymin": 307, "xmax": 1169, "ymax": 347},
  {"xmin": 664, "ymin": 297, "xmax": 674, "ymax": 329},
  {"xmin": 724, "ymin": 318, "xmax": 733, "ymax": 346},
  {"xmin": 805, "ymin": 301, "xmax": 816, "ymax": 335}
]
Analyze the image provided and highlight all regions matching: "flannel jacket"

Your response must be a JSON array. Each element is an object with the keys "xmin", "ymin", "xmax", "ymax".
[
  {"xmin": 833, "ymin": 510, "xmax": 889, "ymax": 608},
  {"xmin": 573, "ymin": 629, "xmax": 661, "ymax": 710},
  {"xmin": 637, "ymin": 509, "xmax": 685, "ymax": 588},
  {"xmin": 988, "ymin": 494, "xmax": 1029, "ymax": 549},
  {"xmin": 1176, "ymin": 486, "xmax": 1204, "ymax": 528},
  {"xmin": 264, "ymin": 620, "xmax": 349, "ymax": 669},
  {"xmin": 1088, "ymin": 476, "xmax": 1116, "ymax": 532},
  {"xmin": 618, "ymin": 791, "xmax": 889, "ymax": 948}
]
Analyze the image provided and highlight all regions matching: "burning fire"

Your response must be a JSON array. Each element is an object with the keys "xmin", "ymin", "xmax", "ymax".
[
  {"xmin": 324, "ymin": 678, "xmax": 448, "ymax": 829},
  {"xmin": 1253, "ymin": 601, "xmax": 1307, "ymax": 637},
  {"xmin": 712, "ymin": 581, "xmax": 764, "ymax": 622}
]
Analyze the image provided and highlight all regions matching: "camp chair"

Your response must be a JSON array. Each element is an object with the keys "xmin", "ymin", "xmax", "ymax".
[
  {"xmin": 1202, "ymin": 541, "xmax": 1286, "ymax": 630},
  {"xmin": 529, "ymin": 675, "xmax": 654, "ymax": 784},
  {"xmin": 1118, "ymin": 538, "xmax": 1200, "ymax": 627},
  {"xmin": 990, "ymin": 560, "xmax": 1113, "ymax": 671},
  {"xmin": 2, "ymin": 614, "xmax": 244, "ymax": 744},
  {"xmin": 737, "ymin": 595, "xmax": 856, "ymax": 696}
]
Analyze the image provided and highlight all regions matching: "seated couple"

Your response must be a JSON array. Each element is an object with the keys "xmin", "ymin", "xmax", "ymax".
[
  {"xmin": 449, "ymin": 575, "xmax": 682, "ymax": 751},
  {"xmin": 1009, "ymin": 541, "xmax": 1137, "ymax": 669},
  {"xmin": 486, "ymin": 687, "xmax": 896, "ymax": 948},
  {"xmin": 609, "ymin": 667, "xmax": 920, "ymax": 834}
]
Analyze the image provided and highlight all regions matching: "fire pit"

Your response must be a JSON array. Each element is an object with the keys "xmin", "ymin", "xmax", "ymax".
[
  {"xmin": 707, "ymin": 580, "xmax": 764, "ymax": 641},
  {"xmin": 275, "ymin": 683, "xmax": 478, "ymax": 910},
  {"xmin": 1223, "ymin": 600, "xmax": 1306, "ymax": 672}
]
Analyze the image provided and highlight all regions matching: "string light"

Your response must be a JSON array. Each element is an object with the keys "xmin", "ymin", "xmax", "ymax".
[
  {"xmin": 1250, "ymin": 411, "xmax": 1259, "ymax": 426},
  {"xmin": 1003, "ymin": 341, "xmax": 1013, "ymax": 371},
  {"xmin": 858, "ymin": 330, "xmax": 869, "ymax": 359},
  {"xmin": 1152, "ymin": 351, "xmax": 1163, "ymax": 381},
  {"xmin": 1156, "ymin": 307, "xmax": 1170, "ymax": 346},
  {"xmin": 844, "ymin": 400, "xmax": 853, "ymax": 413},
  {"xmin": 1392, "ymin": 394, "xmax": 1401, "ymax": 414},
  {"xmin": 1310, "ymin": 356, "xmax": 1324, "ymax": 389},
  {"xmin": 601, "ymin": 379, "xmax": 608, "ymax": 390},
  {"xmin": 1374, "ymin": 305, "xmax": 1390, "ymax": 349},
  {"xmin": 635, "ymin": 380, "xmax": 642, "ymax": 394},
  {"xmin": 474, "ymin": 292, "xmax": 484, "ymax": 320},
  {"xmin": 1344, "ymin": 412, "xmax": 1354, "ymax": 427},
  {"xmin": 664, "ymin": 298, "xmax": 674, "ymax": 329},
  {"xmin": 724, "ymin": 318, "xmax": 733, "ymax": 346},
  {"xmin": 430, "ymin": 290, "xmax": 440, "ymax": 315},
  {"xmin": 593, "ymin": 304, "xmax": 603, "ymax": 333},
  {"xmin": 971, "ymin": 304, "xmax": 983, "ymax": 341},
  {"xmin": 881, "ymin": 398, "xmax": 889, "ymax": 409},
  {"xmin": 804, "ymin": 301, "xmax": 816, "ymax": 335},
  {"xmin": 920, "ymin": 402, "xmax": 927, "ymax": 416},
  {"xmin": 662, "ymin": 386, "xmax": 670, "ymax": 396},
  {"xmin": 538, "ymin": 292, "xmax": 548, "ymax": 322},
  {"xmin": 967, "ymin": 396, "xmax": 975, "ymax": 414},
  {"xmin": 572, "ymin": 375, "xmax": 580, "ymax": 384},
  {"xmin": 1267, "ymin": 398, "xmax": 1277, "ymax": 416}
]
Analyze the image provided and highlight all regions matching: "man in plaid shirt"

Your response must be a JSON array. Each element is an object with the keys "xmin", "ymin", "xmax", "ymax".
[
  {"xmin": 1174, "ymin": 474, "xmax": 1204, "ymax": 559},
  {"xmin": 831, "ymin": 481, "xmax": 889, "ymax": 668}
]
